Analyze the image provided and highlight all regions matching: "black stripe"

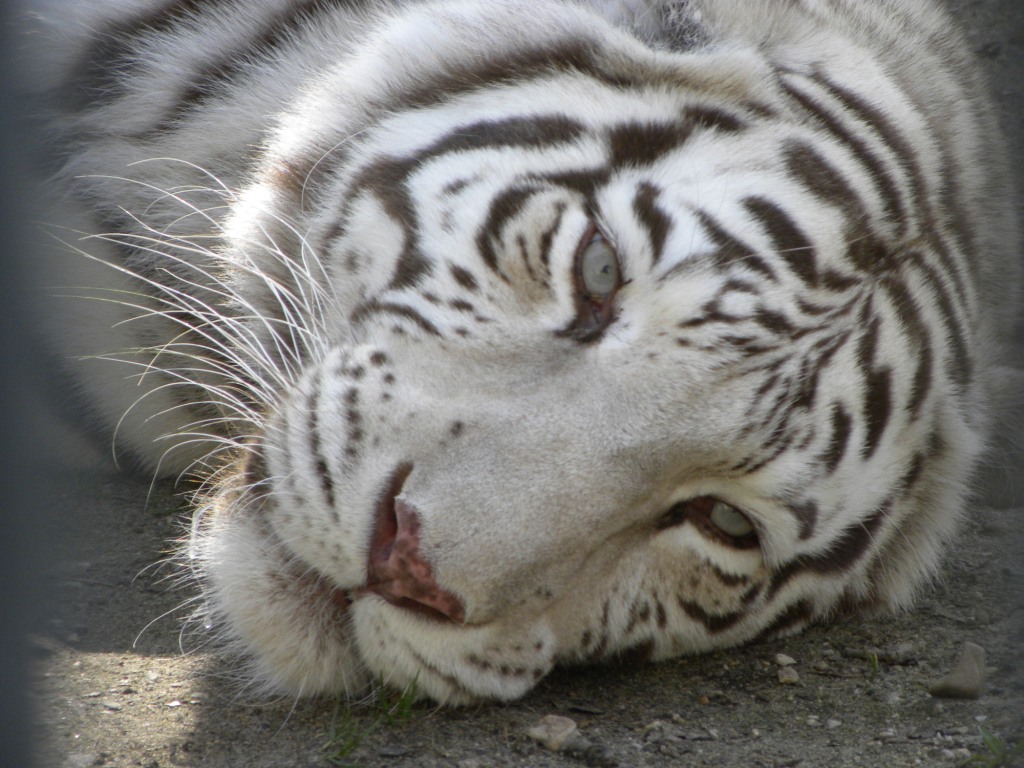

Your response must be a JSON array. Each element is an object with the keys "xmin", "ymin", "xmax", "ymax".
[
  {"xmin": 862, "ymin": 367, "xmax": 892, "ymax": 458},
  {"xmin": 844, "ymin": 233, "xmax": 895, "ymax": 274},
  {"xmin": 608, "ymin": 122, "xmax": 694, "ymax": 168},
  {"xmin": 299, "ymin": 42, "xmax": 642, "ymax": 190},
  {"xmin": 880, "ymin": 276, "xmax": 933, "ymax": 416},
  {"xmin": 754, "ymin": 308, "xmax": 796, "ymax": 335},
  {"xmin": 813, "ymin": 72, "xmax": 928, "ymax": 230},
  {"xmin": 682, "ymin": 105, "xmax": 746, "ymax": 133},
  {"xmin": 349, "ymin": 300, "xmax": 440, "ymax": 336},
  {"xmin": 537, "ymin": 202, "xmax": 567, "ymax": 274},
  {"xmin": 347, "ymin": 158, "xmax": 432, "ymax": 289},
  {"xmin": 529, "ymin": 168, "xmax": 610, "ymax": 201},
  {"xmin": 767, "ymin": 504, "xmax": 888, "ymax": 599},
  {"xmin": 344, "ymin": 115, "xmax": 587, "ymax": 287},
  {"xmin": 791, "ymin": 335, "xmax": 845, "ymax": 414},
  {"xmin": 742, "ymin": 197, "xmax": 818, "ymax": 285},
  {"xmin": 854, "ymin": 308, "xmax": 893, "ymax": 457},
  {"xmin": 308, "ymin": 374, "xmax": 336, "ymax": 512},
  {"xmin": 429, "ymin": 115, "xmax": 587, "ymax": 156},
  {"xmin": 343, "ymin": 385, "xmax": 363, "ymax": 459},
  {"xmin": 782, "ymin": 140, "xmax": 866, "ymax": 223},
  {"xmin": 476, "ymin": 186, "xmax": 537, "ymax": 277},
  {"xmin": 906, "ymin": 253, "xmax": 972, "ymax": 390},
  {"xmin": 693, "ymin": 210, "xmax": 775, "ymax": 280},
  {"xmin": 790, "ymin": 500, "xmax": 818, "ymax": 541},
  {"xmin": 820, "ymin": 403, "xmax": 852, "ymax": 474},
  {"xmin": 754, "ymin": 599, "xmax": 814, "ymax": 641},
  {"xmin": 809, "ymin": 74, "xmax": 971, "ymax": 310},
  {"xmin": 781, "ymin": 77, "xmax": 907, "ymax": 234},
  {"xmin": 677, "ymin": 597, "xmax": 745, "ymax": 634},
  {"xmin": 632, "ymin": 182, "xmax": 671, "ymax": 264},
  {"xmin": 736, "ymin": 430, "xmax": 795, "ymax": 475},
  {"xmin": 449, "ymin": 265, "xmax": 480, "ymax": 292}
]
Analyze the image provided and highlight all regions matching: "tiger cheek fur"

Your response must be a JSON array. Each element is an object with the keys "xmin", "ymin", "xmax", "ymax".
[{"xmin": 33, "ymin": 0, "xmax": 1017, "ymax": 704}]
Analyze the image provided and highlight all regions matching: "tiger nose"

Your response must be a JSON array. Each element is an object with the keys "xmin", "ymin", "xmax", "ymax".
[{"xmin": 365, "ymin": 491, "xmax": 466, "ymax": 623}]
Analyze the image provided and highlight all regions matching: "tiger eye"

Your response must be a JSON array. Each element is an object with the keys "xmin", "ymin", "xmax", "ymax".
[
  {"xmin": 579, "ymin": 234, "xmax": 620, "ymax": 298},
  {"xmin": 709, "ymin": 501, "xmax": 755, "ymax": 538}
]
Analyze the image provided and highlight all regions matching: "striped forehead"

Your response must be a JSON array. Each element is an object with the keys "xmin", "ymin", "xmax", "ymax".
[
  {"xmin": 338, "ymin": 74, "xmax": 753, "ymax": 285},
  {"xmin": 356, "ymin": 74, "xmax": 733, "ymax": 159},
  {"xmin": 348, "ymin": 71, "xmax": 749, "ymax": 186}
]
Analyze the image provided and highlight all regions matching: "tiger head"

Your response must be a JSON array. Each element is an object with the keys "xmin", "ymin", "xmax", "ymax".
[{"xmin": 188, "ymin": 1, "xmax": 987, "ymax": 703}]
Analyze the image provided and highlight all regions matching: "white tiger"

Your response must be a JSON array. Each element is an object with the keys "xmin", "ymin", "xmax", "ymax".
[{"xmin": 27, "ymin": 0, "xmax": 1019, "ymax": 704}]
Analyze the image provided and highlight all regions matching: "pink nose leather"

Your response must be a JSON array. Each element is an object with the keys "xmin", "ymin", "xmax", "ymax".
[{"xmin": 366, "ymin": 497, "xmax": 465, "ymax": 623}]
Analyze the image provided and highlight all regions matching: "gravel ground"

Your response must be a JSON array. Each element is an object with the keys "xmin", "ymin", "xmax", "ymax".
[{"xmin": 15, "ymin": 1, "xmax": 1024, "ymax": 766}]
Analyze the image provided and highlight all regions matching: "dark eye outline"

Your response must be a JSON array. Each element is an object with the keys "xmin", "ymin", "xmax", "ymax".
[
  {"xmin": 556, "ymin": 223, "xmax": 625, "ymax": 343},
  {"xmin": 656, "ymin": 496, "xmax": 760, "ymax": 550}
]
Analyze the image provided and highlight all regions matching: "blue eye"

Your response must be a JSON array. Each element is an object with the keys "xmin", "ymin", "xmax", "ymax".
[
  {"xmin": 579, "ymin": 233, "xmax": 619, "ymax": 298},
  {"xmin": 709, "ymin": 501, "xmax": 755, "ymax": 537},
  {"xmin": 557, "ymin": 223, "xmax": 623, "ymax": 343}
]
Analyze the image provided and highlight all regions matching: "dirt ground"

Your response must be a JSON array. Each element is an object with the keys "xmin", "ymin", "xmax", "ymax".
[{"xmin": 15, "ymin": 1, "xmax": 1024, "ymax": 766}]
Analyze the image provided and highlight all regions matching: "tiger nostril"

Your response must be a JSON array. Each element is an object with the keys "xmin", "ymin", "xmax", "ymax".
[{"xmin": 364, "ymin": 463, "xmax": 466, "ymax": 623}]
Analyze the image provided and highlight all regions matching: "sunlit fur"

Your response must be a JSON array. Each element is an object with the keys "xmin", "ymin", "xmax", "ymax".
[{"xmin": 30, "ymin": 0, "xmax": 1018, "ymax": 704}]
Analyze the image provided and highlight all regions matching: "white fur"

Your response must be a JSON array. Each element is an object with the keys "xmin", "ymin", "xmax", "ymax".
[{"xmin": 29, "ymin": 0, "xmax": 1017, "ymax": 702}]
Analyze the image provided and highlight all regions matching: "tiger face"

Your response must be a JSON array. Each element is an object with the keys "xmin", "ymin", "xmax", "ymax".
[
  {"xmin": 34, "ymin": 0, "xmax": 1007, "ymax": 705},
  {"xmin": 182, "ymin": 2, "xmax": 986, "ymax": 704}
]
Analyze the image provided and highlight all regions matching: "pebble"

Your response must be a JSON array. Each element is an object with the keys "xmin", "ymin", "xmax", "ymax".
[
  {"xmin": 777, "ymin": 666, "xmax": 800, "ymax": 685},
  {"xmin": 101, "ymin": 701, "xmax": 122, "ymax": 712},
  {"xmin": 527, "ymin": 714, "xmax": 579, "ymax": 751},
  {"xmin": 928, "ymin": 642, "xmax": 986, "ymax": 700},
  {"xmin": 774, "ymin": 653, "xmax": 797, "ymax": 666}
]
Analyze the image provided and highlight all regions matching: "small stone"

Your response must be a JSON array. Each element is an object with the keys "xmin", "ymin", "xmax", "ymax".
[
  {"xmin": 527, "ymin": 714, "xmax": 579, "ymax": 751},
  {"xmin": 774, "ymin": 653, "xmax": 797, "ymax": 666},
  {"xmin": 101, "ymin": 701, "xmax": 122, "ymax": 712},
  {"xmin": 167, "ymin": 700, "xmax": 183, "ymax": 707},
  {"xmin": 777, "ymin": 666, "xmax": 800, "ymax": 685},
  {"xmin": 928, "ymin": 642, "xmax": 985, "ymax": 700},
  {"xmin": 826, "ymin": 719, "xmax": 842, "ymax": 729}
]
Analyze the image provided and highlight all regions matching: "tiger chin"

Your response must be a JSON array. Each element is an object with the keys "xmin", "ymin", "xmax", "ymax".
[{"xmin": 29, "ymin": 0, "xmax": 1018, "ymax": 704}]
